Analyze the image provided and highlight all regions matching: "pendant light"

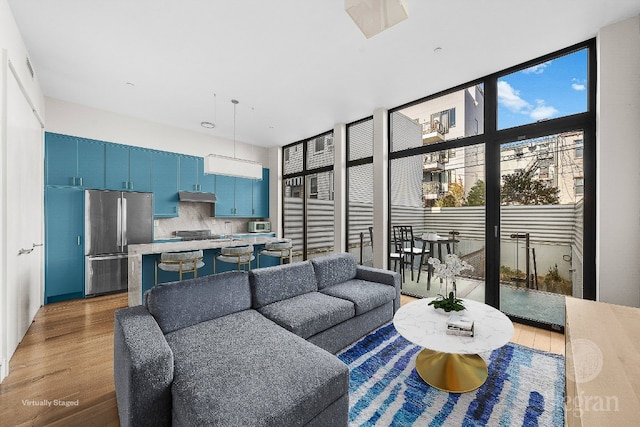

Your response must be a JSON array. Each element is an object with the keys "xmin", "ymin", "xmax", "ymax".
[{"xmin": 205, "ymin": 98, "xmax": 263, "ymax": 179}]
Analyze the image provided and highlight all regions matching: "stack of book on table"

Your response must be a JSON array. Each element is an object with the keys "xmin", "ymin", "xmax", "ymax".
[{"xmin": 446, "ymin": 314, "xmax": 474, "ymax": 337}]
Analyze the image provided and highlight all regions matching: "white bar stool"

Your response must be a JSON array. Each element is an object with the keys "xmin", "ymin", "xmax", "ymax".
[
  {"xmin": 155, "ymin": 250, "xmax": 205, "ymax": 284},
  {"xmin": 214, "ymin": 245, "xmax": 255, "ymax": 272},
  {"xmin": 258, "ymin": 240, "xmax": 293, "ymax": 267}
]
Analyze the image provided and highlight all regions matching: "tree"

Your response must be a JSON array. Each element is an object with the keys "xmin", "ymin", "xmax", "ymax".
[
  {"xmin": 436, "ymin": 179, "xmax": 465, "ymax": 207},
  {"xmin": 501, "ymin": 169, "xmax": 559, "ymax": 205},
  {"xmin": 465, "ymin": 180, "xmax": 486, "ymax": 206}
]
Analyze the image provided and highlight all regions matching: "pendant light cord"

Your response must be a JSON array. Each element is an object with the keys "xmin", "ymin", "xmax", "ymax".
[{"xmin": 232, "ymin": 99, "xmax": 239, "ymax": 159}]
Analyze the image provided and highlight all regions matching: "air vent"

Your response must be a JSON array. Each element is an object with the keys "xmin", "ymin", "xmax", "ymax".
[{"xmin": 26, "ymin": 57, "xmax": 34, "ymax": 78}]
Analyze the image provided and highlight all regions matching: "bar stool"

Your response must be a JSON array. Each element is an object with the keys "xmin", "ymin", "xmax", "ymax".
[
  {"xmin": 258, "ymin": 240, "xmax": 293, "ymax": 267},
  {"xmin": 155, "ymin": 250, "xmax": 205, "ymax": 284},
  {"xmin": 214, "ymin": 245, "xmax": 255, "ymax": 272}
]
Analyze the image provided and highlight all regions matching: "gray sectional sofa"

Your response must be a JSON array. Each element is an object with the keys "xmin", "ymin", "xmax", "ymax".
[{"xmin": 114, "ymin": 253, "xmax": 400, "ymax": 426}]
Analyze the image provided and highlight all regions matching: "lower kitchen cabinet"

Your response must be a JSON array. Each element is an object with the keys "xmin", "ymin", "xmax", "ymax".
[{"xmin": 44, "ymin": 187, "xmax": 85, "ymax": 303}]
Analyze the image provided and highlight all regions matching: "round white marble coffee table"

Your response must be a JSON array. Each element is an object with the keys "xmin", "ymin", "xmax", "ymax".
[{"xmin": 393, "ymin": 297, "xmax": 514, "ymax": 393}]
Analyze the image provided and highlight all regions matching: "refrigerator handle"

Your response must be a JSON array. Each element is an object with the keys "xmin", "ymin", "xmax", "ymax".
[
  {"xmin": 122, "ymin": 197, "xmax": 128, "ymax": 247},
  {"xmin": 117, "ymin": 197, "xmax": 122, "ymax": 248}
]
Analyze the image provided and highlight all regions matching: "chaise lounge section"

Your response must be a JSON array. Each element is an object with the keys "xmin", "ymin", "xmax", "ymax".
[{"xmin": 114, "ymin": 253, "xmax": 400, "ymax": 426}]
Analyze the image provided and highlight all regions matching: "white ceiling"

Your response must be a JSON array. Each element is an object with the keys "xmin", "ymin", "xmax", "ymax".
[{"xmin": 8, "ymin": 0, "xmax": 640, "ymax": 148}]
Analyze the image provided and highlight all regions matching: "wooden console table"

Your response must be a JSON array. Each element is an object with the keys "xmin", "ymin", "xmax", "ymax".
[{"xmin": 565, "ymin": 297, "xmax": 640, "ymax": 426}]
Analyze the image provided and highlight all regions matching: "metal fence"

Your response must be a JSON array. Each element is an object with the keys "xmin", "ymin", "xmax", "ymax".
[{"xmin": 285, "ymin": 197, "xmax": 581, "ymax": 272}]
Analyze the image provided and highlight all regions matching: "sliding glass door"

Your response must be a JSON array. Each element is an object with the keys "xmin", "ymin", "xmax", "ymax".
[{"xmin": 499, "ymin": 132, "xmax": 584, "ymax": 328}]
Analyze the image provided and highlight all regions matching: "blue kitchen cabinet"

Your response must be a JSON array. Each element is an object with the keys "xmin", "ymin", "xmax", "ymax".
[
  {"xmin": 214, "ymin": 169, "xmax": 269, "ymax": 217},
  {"xmin": 151, "ymin": 151, "xmax": 180, "ymax": 217},
  {"xmin": 179, "ymin": 155, "xmax": 199, "ymax": 191},
  {"xmin": 105, "ymin": 144, "xmax": 152, "ymax": 191},
  {"xmin": 181, "ymin": 156, "xmax": 215, "ymax": 192},
  {"xmin": 235, "ymin": 177, "xmax": 254, "ymax": 217},
  {"xmin": 252, "ymin": 168, "xmax": 270, "ymax": 218},
  {"xmin": 199, "ymin": 158, "xmax": 216, "ymax": 193},
  {"xmin": 105, "ymin": 144, "xmax": 129, "ymax": 189},
  {"xmin": 45, "ymin": 132, "xmax": 105, "ymax": 188},
  {"xmin": 215, "ymin": 174, "xmax": 236, "ymax": 216},
  {"xmin": 44, "ymin": 186, "xmax": 85, "ymax": 303},
  {"xmin": 129, "ymin": 148, "xmax": 153, "ymax": 192}
]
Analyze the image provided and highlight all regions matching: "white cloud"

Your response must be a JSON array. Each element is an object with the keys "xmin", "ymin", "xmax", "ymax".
[
  {"xmin": 571, "ymin": 82, "xmax": 585, "ymax": 91},
  {"xmin": 497, "ymin": 81, "xmax": 530, "ymax": 113},
  {"xmin": 530, "ymin": 100, "xmax": 559, "ymax": 121},
  {"xmin": 521, "ymin": 60, "xmax": 553, "ymax": 74}
]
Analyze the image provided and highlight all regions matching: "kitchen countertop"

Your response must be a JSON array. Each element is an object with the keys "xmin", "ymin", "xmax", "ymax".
[
  {"xmin": 127, "ymin": 234, "xmax": 281, "ymax": 306},
  {"xmin": 135, "ymin": 234, "xmax": 277, "ymax": 255}
]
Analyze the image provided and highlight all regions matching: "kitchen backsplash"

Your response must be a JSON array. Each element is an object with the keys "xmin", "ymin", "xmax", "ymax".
[{"xmin": 154, "ymin": 202, "xmax": 250, "ymax": 238}]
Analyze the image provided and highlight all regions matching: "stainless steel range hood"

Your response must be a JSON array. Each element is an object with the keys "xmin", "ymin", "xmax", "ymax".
[{"xmin": 178, "ymin": 191, "xmax": 218, "ymax": 203}]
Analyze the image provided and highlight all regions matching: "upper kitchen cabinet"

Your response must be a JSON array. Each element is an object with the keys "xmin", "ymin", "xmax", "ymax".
[
  {"xmin": 180, "ymin": 156, "xmax": 215, "ymax": 193},
  {"xmin": 105, "ymin": 144, "xmax": 152, "ymax": 192},
  {"xmin": 214, "ymin": 174, "xmax": 236, "ymax": 216},
  {"xmin": 252, "ymin": 168, "xmax": 270, "ymax": 218},
  {"xmin": 151, "ymin": 151, "xmax": 180, "ymax": 217},
  {"xmin": 214, "ymin": 168, "xmax": 269, "ymax": 218},
  {"xmin": 45, "ymin": 132, "xmax": 105, "ymax": 188}
]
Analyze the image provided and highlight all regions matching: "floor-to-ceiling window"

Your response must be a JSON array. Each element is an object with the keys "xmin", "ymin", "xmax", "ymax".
[
  {"xmin": 283, "ymin": 131, "xmax": 335, "ymax": 261},
  {"xmin": 389, "ymin": 84, "xmax": 486, "ymax": 301},
  {"xmin": 495, "ymin": 46, "xmax": 592, "ymax": 329},
  {"xmin": 346, "ymin": 117, "xmax": 374, "ymax": 265},
  {"xmin": 386, "ymin": 40, "xmax": 595, "ymax": 330}
]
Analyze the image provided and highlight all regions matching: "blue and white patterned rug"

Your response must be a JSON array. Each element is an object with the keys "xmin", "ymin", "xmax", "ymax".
[{"xmin": 337, "ymin": 323, "xmax": 565, "ymax": 426}]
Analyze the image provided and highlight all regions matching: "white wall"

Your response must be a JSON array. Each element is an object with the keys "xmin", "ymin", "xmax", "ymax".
[
  {"xmin": 596, "ymin": 15, "xmax": 640, "ymax": 307},
  {"xmin": 0, "ymin": 0, "xmax": 45, "ymax": 383}
]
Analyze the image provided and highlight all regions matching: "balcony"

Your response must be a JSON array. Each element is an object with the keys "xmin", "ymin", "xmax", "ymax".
[
  {"xmin": 422, "ymin": 122, "xmax": 445, "ymax": 144},
  {"xmin": 423, "ymin": 160, "xmax": 445, "ymax": 172},
  {"xmin": 423, "ymin": 181, "xmax": 442, "ymax": 200}
]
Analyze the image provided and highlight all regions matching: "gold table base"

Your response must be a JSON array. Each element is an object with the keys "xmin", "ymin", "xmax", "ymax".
[{"xmin": 415, "ymin": 348, "xmax": 488, "ymax": 393}]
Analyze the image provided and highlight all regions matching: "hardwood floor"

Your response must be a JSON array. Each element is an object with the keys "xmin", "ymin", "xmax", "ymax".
[
  {"xmin": 0, "ymin": 293, "xmax": 126, "ymax": 426},
  {"xmin": 1, "ymin": 293, "xmax": 564, "ymax": 425}
]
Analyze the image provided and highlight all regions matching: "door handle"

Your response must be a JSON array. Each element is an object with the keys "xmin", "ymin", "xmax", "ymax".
[
  {"xmin": 122, "ymin": 197, "xmax": 128, "ymax": 247},
  {"xmin": 77, "ymin": 235, "xmax": 81, "ymax": 246},
  {"xmin": 117, "ymin": 198, "xmax": 122, "ymax": 247}
]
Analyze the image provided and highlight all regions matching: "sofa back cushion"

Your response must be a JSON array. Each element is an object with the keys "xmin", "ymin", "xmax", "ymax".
[
  {"xmin": 311, "ymin": 253, "xmax": 358, "ymax": 290},
  {"xmin": 145, "ymin": 271, "xmax": 251, "ymax": 334},
  {"xmin": 249, "ymin": 261, "xmax": 317, "ymax": 309}
]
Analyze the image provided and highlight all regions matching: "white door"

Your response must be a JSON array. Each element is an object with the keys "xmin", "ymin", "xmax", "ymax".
[{"xmin": 4, "ymin": 63, "xmax": 44, "ymax": 360}]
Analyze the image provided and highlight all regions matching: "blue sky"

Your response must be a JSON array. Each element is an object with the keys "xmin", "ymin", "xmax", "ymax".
[{"xmin": 497, "ymin": 48, "xmax": 588, "ymax": 130}]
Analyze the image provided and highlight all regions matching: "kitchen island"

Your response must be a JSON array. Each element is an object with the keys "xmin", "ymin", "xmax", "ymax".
[{"xmin": 127, "ymin": 234, "xmax": 281, "ymax": 306}]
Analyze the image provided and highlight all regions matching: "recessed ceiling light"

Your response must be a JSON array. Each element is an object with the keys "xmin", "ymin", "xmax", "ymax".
[{"xmin": 201, "ymin": 121, "xmax": 215, "ymax": 129}]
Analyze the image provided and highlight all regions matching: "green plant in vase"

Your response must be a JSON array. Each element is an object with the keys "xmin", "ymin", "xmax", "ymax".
[{"xmin": 427, "ymin": 254, "xmax": 473, "ymax": 312}]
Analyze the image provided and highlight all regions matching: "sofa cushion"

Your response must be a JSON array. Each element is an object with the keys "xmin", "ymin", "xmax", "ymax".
[
  {"xmin": 258, "ymin": 292, "xmax": 355, "ymax": 339},
  {"xmin": 145, "ymin": 270, "xmax": 251, "ymax": 334},
  {"xmin": 311, "ymin": 253, "xmax": 358, "ymax": 290},
  {"xmin": 165, "ymin": 310, "xmax": 349, "ymax": 427},
  {"xmin": 320, "ymin": 279, "xmax": 396, "ymax": 316},
  {"xmin": 249, "ymin": 261, "xmax": 317, "ymax": 309}
]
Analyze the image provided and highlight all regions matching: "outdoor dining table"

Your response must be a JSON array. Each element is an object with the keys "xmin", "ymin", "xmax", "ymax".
[{"xmin": 415, "ymin": 235, "xmax": 459, "ymax": 289}]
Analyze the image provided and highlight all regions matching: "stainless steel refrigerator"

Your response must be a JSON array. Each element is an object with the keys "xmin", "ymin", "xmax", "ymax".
[{"xmin": 85, "ymin": 190, "xmax": 153, "ymax": 296}]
